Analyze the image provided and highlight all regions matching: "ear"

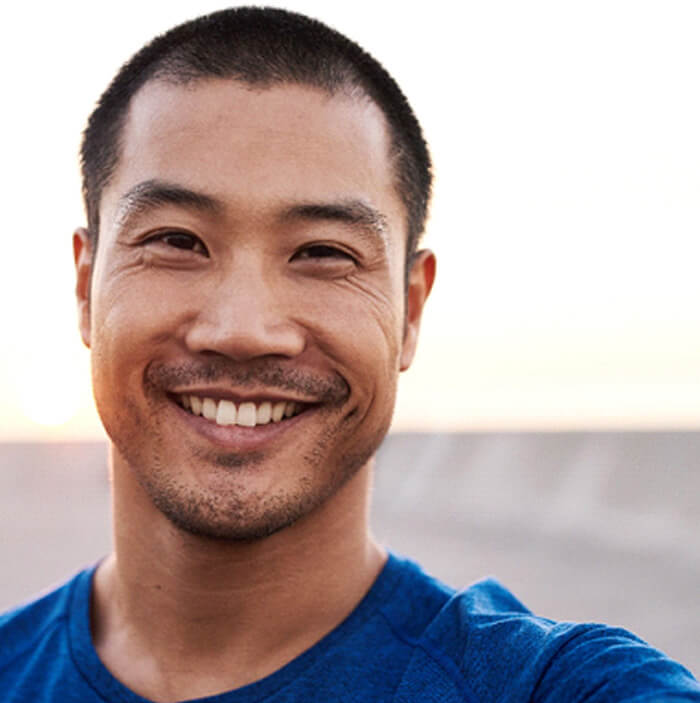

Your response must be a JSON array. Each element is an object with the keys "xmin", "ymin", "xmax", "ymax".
[
  {"xmin": 400, "ymin": 249, "xmax": 436, "ymax": 371},
  {"xmin": 73, "ymin": 228, "xmax": 93, "ymax": 348}
]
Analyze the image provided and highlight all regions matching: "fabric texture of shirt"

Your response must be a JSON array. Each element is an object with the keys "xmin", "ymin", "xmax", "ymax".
[{"xmin": 1, "ymin": 553, "xmax": 699, "ymax": 702}]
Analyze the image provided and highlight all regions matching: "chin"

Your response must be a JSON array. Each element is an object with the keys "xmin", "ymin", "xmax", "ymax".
[
  {"xmin": 131, "ymin": 438, "xmax": 372, "ymax": 543},
  {"xmin": 148, "ymin": 479, "xmax": 320, "ymax": 542}
]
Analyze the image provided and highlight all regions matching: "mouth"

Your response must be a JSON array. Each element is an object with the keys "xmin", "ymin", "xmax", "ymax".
[{"xmin": 173, "ymin": 393, "xmax": 308, "ymax": 428}]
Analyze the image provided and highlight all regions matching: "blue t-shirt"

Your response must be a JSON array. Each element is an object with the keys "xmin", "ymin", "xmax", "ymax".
[{"xmin": 1, "ymin": 553, "xmax": 698, "ymax": 702}]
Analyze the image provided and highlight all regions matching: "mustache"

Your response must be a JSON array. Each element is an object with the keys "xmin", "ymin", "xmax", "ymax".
[{"xmin": 145, "ymin": 359, "xmax": 350, "ymax": 405}]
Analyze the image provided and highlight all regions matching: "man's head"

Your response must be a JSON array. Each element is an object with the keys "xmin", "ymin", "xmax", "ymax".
[
  {"xmin": 74, "ymin": 7, "xmax": 435, "ymax": 542},
  {"xmin": 81, "ymin": 6, "xmax": 432, "ymax": 270}
]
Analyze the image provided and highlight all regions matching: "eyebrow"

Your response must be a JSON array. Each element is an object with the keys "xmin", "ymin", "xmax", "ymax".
[
  {"xmin": 114, "ymin": 179, "xmax": 224, "ymax": 229},
  {"xmin": 113, "ymin": 179, "xmax": 390, "ymax": 249},
  {"xmin": 280, "ymin": 200, "xmax": 389, "ymax": 250}
]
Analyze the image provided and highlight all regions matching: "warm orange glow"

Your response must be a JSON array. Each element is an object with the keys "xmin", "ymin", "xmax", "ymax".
[
  {"xmin": 1, "ymin": 2, "xmax": 699, "ymax": 440},
  {"xmin": 15, "ymin": 348, "xmax": 83, "ymax": 428}
]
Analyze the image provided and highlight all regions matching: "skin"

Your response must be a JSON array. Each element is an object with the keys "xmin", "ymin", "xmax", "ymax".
[{"xmin": 74, "ymin": 79, "xmax": 435, "ymax": 701}]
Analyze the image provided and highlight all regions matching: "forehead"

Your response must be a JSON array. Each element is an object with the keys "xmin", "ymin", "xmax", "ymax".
[{"xmin": 100, "ymin": 79, "xmax": 405, "ymax": 246}]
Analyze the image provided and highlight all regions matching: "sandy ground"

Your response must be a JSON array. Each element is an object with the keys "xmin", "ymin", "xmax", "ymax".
[{"xmin": 1, "ymin": 432, "xmax": 698, "ymax": 674}]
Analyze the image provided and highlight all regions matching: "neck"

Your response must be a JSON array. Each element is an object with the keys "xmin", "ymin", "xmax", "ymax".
[{"xmin": 91, "ymin": 448, "xmax": 385, "ymax": 701}]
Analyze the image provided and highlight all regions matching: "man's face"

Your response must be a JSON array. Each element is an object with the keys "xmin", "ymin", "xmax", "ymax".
[{"xmin": 74, "ymin": 79, "xmax": 434, "ymax": 540}]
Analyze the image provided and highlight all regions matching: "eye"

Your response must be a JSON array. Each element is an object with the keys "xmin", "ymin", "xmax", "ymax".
[
  {"xmin": 146, "ymin": 231, "xmax": 208, "ymax": 256},
  {"xmin": 292, "ymin": 244, "xmax": 356, "ymax": 262}
]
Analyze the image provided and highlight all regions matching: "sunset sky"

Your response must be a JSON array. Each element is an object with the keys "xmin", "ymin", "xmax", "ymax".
[{"xmin": 1, "ymin": 0, "xmax": 699, "ymax": 441}]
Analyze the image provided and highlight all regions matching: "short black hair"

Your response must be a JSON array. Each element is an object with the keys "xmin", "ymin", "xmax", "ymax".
[{"xmin": 81, "ymin": 6, "xmax": 432, "ymax": 265}]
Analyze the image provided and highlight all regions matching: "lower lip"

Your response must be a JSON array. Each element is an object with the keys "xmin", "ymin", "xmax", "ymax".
[{"xmin": 169, "ymin": 399, "xmax": 312, "ymax": 451}]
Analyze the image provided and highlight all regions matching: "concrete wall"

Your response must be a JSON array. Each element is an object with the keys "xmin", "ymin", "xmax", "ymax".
[{"xmin": 1, "ymin": 433, "xmax": 698, "ymax": 674}]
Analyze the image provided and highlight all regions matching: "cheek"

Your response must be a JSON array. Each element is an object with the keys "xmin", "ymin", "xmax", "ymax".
[
  {"xmin": 294, "ymin": 277, "xmax": 405, "ymax": 401},
  {"xmin": 90, "ymin": 273, "xmax": 193, "ymax": 387}
]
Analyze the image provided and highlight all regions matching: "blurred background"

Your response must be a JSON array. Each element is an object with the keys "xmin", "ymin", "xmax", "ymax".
[{"xmin": 1, "ymin": 0, "xmax": 698, "ymax": 675}]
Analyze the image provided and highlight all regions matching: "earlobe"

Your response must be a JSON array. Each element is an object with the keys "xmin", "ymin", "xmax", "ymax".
[
  {"xmin": 73, "ymin": 228, "xmax": 93, "ymax": 349},
  {"xmin": 400, "ymin": 249, "xmax": 436, "ymax": 371}
]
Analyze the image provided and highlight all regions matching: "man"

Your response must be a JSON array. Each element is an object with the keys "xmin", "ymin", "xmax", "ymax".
[{"xmin": 0, "ymin": 7, "xmax": 698, "ymax": 702}]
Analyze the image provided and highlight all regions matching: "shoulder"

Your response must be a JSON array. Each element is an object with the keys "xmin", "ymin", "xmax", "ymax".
[
  {"xmin": 0, "ymin": 568, "xmax": 92, "ymax": 670},
  {"xmin": 382, "ymin": 562, "xmax": 700, "ymax": 702},
  {"xmin": 426, "ymin": 578, "xmax": 700, "ymax": 702}
]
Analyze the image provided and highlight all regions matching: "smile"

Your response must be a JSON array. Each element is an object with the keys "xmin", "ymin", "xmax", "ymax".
[{"xmin": 177, "ymin": 395, "xmax": 305, "ymax": 428}]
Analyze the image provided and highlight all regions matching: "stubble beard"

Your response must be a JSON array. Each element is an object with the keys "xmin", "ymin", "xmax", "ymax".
[
  {"xmin": 105, "ymin": 359, "xmax": 392, "ymax": 543},
  {"xmin": 143, "ymin": 415, "xmax": 376, "ymax": 542}
]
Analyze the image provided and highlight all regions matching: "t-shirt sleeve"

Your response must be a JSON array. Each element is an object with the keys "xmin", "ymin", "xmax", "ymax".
[
  {"xmin": 426, "ymin": 580, "xmax": 700, "ymax": 702},
  {"xmin": 531, "ymin": 623, "xmax": 700, "ymax": 703}
]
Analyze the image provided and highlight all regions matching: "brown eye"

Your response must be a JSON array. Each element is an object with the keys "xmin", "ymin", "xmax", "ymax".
[
  {"xmin": 148, "ymin": 231, "xmax": 208, "ymax": 255},
  {"xmin": 293, "ymin": 245, "xmax": 355, "ymax": 262}
]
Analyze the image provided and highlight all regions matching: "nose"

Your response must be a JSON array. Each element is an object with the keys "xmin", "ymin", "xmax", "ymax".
[{"xmin": 184, "ymin": 260, "xmax": 306, "ymax": 362}]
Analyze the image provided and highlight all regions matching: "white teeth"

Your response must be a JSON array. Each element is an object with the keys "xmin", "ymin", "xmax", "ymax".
[
  {"xmin": 180, "ymin": 395, "xmax": 303, "ymax": 426},
  {"xmin": 256, "ymin": 401, "xmax": 272, "ymax": 425},
  {"xmin": 202, "ymin": 398, "xmax": 218, "ymax": 421},
  {"xmin": 272, "ymin": 401, "xmax": 285, "ymax": 423},
  {"xmin": 216, "ymin": 399, "xmax": 237, "ymax": 425},
  {"xmin": 237, "ymin": 402, "xmax": 257, "ymax": 427}
]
